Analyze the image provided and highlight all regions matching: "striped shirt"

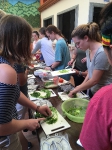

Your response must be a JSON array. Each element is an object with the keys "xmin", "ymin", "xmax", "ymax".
[{"xmin": 0, "ymin": 57, "xmax": 20, "ymax": 138}]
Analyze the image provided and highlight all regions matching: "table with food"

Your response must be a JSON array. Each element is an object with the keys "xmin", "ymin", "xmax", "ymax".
[{"xmin": 27, "ymin": 61, "xmax": 89, "ymax": 150}]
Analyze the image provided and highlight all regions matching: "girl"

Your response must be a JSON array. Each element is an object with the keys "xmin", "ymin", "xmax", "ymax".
[
  {"xmin": 68, "ymin": 22, "xmax": 112, "ymax": 98},
  {"xmin": 79, "ymin": 2, "xmax": 112, "ymax": 150},
  {"xmin": 45, "ymin": 25, "xmax": 70, "ymax": 81},
  {"xmin": 0, "ymin": 15, "xmax": 51, "ymax": 149}
]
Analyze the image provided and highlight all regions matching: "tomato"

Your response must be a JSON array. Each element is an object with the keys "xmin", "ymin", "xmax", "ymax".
[{"xmin": 59, "ymin": 78, "xmax": 64, "ymax": 83}]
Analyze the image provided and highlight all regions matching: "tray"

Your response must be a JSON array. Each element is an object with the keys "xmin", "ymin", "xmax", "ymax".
[
  {"xmin": 51, "ymin": 68, "xmax": 75, "ymax": 77},
  {"xmin": 41, "ymin": 110, "xmax": 70, "ymax": 135},
  {"xmin": 28, "ymin": 89, "xmax": 56, "ymax": 101}
]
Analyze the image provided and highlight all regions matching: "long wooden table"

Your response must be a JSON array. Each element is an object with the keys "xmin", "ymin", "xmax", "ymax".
[{"xmin": 32, "ymin": 76, "xmax": 85, "ymax": 150}]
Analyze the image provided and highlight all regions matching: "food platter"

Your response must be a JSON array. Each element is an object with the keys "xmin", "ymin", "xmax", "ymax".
[{"xmin": 51, "ymin": 68, "xmax": 75, "ymax": 77}]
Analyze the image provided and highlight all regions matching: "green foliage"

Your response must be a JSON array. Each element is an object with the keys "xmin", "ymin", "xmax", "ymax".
[{"xmin": 0, "ymin": 1, "xmax": 40, "ymax": 28}]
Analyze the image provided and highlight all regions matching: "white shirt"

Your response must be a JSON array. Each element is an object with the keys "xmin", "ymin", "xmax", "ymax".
[{"xmin": 32, "ymin": 37, "xmax": 55, "ymax": 66}]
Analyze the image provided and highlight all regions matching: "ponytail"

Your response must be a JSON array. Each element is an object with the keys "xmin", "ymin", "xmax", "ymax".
[{"xmin": 71, "ymin": 22, "xmax": 101, "ymax": 42}]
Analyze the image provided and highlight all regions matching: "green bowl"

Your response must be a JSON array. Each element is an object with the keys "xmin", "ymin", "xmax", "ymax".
[{"xmin": 61, "ymin": 98, "xmax": 89, "ymax": 123}]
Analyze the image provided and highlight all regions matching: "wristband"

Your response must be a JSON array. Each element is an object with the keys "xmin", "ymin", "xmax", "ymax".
[
  {"xmin": 51, "ymin": 66, "xmax": 55, "ymax": 71},
  {"xmin": 79, "ymin": 71, "xmax": 82, "ymax": 76}
]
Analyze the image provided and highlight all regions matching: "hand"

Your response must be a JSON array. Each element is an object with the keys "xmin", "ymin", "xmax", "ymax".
[
  {"xmin": 68, "ymin": 91, "xmax": 75, "ymax": 98},
  {"xmin": 81, "ymin": 57, "xmax": 87, "ymax": 63},
  {"xmin": 68, "ymin": 60, "xmax": 73, "ymax": 66},
  {"xmin": 45, "ymin": 67, "xmax": 51, "ymax": 71},
  {"xmin": 73, "ymin": 69, "xmax": 79, "ymax": 75},
  {"xmin": 37, "ymin": 105, "xmax": 51, "ymax": 117},
  {"xmin": 26, "ymin": 118, "xmax": 45, "ymax": 131}
]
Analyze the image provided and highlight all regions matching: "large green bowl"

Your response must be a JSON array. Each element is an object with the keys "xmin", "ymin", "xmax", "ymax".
[{"xmin": 61, "ymin": 98, "xmax": 89, "ymax": 123}]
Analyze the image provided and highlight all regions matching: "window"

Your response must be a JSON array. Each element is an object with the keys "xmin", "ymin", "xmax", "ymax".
[{"xmin": 44, "ymin": 18, "xmax": 52, "ymax": 27}]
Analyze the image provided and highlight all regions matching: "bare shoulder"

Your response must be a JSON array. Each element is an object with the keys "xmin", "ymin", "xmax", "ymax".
[{"xmin": 0, "ymin": 64, "xmax": 17, "ymax": 85}]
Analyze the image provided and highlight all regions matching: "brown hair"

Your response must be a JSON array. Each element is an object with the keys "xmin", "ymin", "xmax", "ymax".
[
  {"xmin": 71, "ymin": 22, "xmax": 101, "ymax": 42},
  {"xmin": 39, "ymin": 27, "xmax": 48, "ymax": 38},
  {"xmin": 46, "ymin": 25, "xmax": 68, "ymax": 44},
  {"xmin": 0, "ymin": 15, "xmax": 32, "ymax": 64}
]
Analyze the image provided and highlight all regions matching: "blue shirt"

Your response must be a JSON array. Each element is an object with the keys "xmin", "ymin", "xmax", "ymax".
[{"xmin": 55, "ymin": 39, "xmax": 70, "ymax": 80}]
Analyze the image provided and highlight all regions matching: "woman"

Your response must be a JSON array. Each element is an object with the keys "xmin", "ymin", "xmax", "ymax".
[
  {"xmin": 0, "ymin": 15, "xmax": 51, "ymax": 149},
  {"xmin": 32, "ymin": 30, "xmax": 44, "ymax": 62},
  {"xmin": 68, "ymin": 22, "xmax": 112, "ymax": 98},
  {"xmin": 68, "ymin": 47, "xmax": 87, "ymax": 93},
  {"xmin": 32, "ymin": 31, "xmax": 39, "ymax": 49},
  {"xmin": 79, "ymin": 2, "xmax": 112, "ymax": 150},
  {"xmin": 45, "ymin": 25, "xmax": 70, "ymax": 81},
  {"xmin": 31, "ymin": 27, "xmax": 55, "ymax": 66}
]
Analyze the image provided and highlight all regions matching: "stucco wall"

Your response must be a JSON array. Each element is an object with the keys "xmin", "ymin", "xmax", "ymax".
[{"xmin": 40, "ymin": 0, "xmax": 109, "ymax": 27}]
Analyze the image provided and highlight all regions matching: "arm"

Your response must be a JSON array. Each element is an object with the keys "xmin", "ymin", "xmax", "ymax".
[
  {"xmin": 51, "ymin": 61, "xmax": 61, "ymax": 70},
  {"xmin": 74, "ymin": 69, "xmax": 88, "ymax": 78},
  {"xmin": 0, "ymin": 64, "xmax": 50, "ymax": 136},
  {"xmin": 0, "ymin": 118, "xmax": 45, "ymax": 136},
  {"xmin": 31, "ymin": 40, "xmax": 41, "ymax": 54},
  {"xmin": 68, "ymin": 70, "xmax": 104, "ymax": 97},
  {"xmin": 68, "ymin": 48, "xmax": 77, "ymax": 66}
]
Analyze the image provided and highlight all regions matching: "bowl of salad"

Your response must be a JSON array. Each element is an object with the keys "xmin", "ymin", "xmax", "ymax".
[{"xmin": 61, "ymin": 98, "xmax": 89, "ymax": 123}]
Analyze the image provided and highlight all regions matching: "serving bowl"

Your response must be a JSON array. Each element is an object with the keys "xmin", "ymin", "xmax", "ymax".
[{"xmin": 61, "ymin": 98, "xmax": 89, "ymax": 123}]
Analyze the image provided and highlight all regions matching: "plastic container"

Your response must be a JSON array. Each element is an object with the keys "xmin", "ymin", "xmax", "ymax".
[
  {"xmin": 34, "ymin": 70, "xmax": 43, "ymax": 76},
  {"xmin": 61, "ymin": 98, "xmax": 89, "ymax": 123},
  {"xmin": 42, "ymin": 77, "xmax": 59, "ymax": 88}
]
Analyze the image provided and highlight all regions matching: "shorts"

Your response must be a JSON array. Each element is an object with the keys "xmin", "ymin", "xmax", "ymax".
[{"xmin": 0, "ymin": 133, "xmax": 22, "ymax": 150}]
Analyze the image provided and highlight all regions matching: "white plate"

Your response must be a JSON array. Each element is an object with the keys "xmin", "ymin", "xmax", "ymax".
[
  {"xmin": 28, "ymin": 89, "xmax": 56, "ymax": 101},
  {"xmin": 51, "ymin": 68, "xmax": 75, "ymax": 77}
]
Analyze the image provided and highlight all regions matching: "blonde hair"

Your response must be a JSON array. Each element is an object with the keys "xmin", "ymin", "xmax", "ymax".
[{"xmin": 71, "ymin": 22, "xmax": 101, "ymax": 42}]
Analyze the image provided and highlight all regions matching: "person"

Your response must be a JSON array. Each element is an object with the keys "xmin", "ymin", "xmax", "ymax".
[
  {"xmin": 45, "ymin": 25, "xmax": 71, "ymax": 81},
  {"xmin": 31, "ymin": 27, "xmax": 55, "ymax": 66},
  {"xmin": 32, "ymin": 31, "xmax": 39, "ymax": 49},
  {"xmin": 68, "ymin": 22, "xmax": 112, "ymax": 98},
  {"xmin": 79, "ymin": 2, "xmax": 112, "ymax": 150},
  {"xmin": 68, "ymin": 47, "xmax": 87, "ymax": 93},
  {"xmin": 32, "ymin": 31, "xmax": 44, "ymax": 62},
  {"xmin": 0, "ymin": 15, "xmax": 51, "ymax": 150}
]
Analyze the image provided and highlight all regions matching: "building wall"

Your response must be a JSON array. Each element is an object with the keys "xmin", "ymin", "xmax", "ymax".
[
  {"xmin": 0, "ymin": 0, "xmax": 40, "ymax": 28},
  {"xmin": 40, "ymin": 0, "xmax": 109, "ymax": 27}
]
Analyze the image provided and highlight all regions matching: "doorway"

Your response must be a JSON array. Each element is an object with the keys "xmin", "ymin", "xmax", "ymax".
[
  {"xmin": 58, "ymin": 9, "xmax": 75, "ymax": 44},
  {"xmin": 44, "ymin": 18, "xmax": 52, "ymax": 27},
  {"xmin": 93, "ymin": 7, "xmax": 102, "ymax": 25}
]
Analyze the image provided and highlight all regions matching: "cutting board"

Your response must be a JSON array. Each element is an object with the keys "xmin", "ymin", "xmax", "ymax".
[
  {"xmin": 58, "ymin": 92, "xmax": 71, "ymax": 101},
  {"xmin": 58, "ymin": 92, "xmax": 89, "ymax": 101},
  {"xmin": 28, "ymin": 89, "xmax": 56, "ymax": 101},
  {"xmin": 51, "ymin": 68, "xmax": 75, "ymax": 77},
  {"xmin": 41, "ymin": 111, "xmax": 70, "ymax": 135}
]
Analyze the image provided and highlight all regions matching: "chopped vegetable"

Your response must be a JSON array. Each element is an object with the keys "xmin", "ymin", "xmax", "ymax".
[
  {"xmin": 67, "ymin": 106, "xmax": 86, "ymax": 117},
  {"xmin": 59, "ymin": 69, "xmax": 69, "ymax": 73},
  {"xmin": 45, "ymin": 81, "xmax": 54, "ymax": 86},
  {"xmin": 30, "ymin": 89, "xmax": 51, "ymax": 98},
  {"xmin": 34, "ymin": 107, "xmax": 58, "ymax": 124},
  {"xmin": 30, "ymin": 91, "xmax": 40, "ymax": 98}
]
